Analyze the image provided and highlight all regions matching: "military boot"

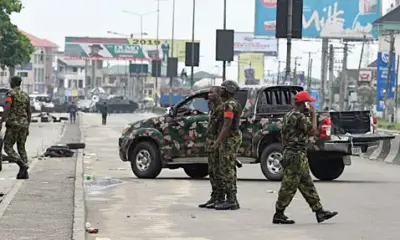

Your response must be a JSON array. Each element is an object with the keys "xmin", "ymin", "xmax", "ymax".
[
  {"xmin": 206, "ymin": 191, "xmax": 224, "ymax": 209},
  {"xmin": 16, "ymin": 160, "xmax": 29, "ymax": 180},
  {"xmin": 198, "ymin": 192, "xmax": 216, "ymax": 208},
  {"xmin": 316, "ymin": 209, "xmax": 338, "ymax": 223},
  {"xmin": 272, "ymin": 211, "xmax": 295, "ymax": 224},
  {"xmin": 215, "ymin": 192, "xmax": 239, "ymax": 210}
]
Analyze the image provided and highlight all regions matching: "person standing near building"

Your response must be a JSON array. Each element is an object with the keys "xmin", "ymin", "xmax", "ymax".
[
  {"xmin": 161, "ymin": 40, "xmax": 170, "ymax": 62},
  {"xmin": 199, "ymin": 86, "xmax": 224, "ymax": 209},
  {"xmin": 68, "ymin": 101, "xmax": 77, "ymax": 124},
  {"xmin": 101, "ymin": 101, "xmax": 108, "ymax": 125},
  {"xmin": 273, "ymin": 91, "xmax": 338, "ymax": 224},
  {"xmin": 212, "ymin": 80, "xmax": 242, "ymax": 211},
  {"xmin": 0, "ymin": 76, "xmax": 30, "ymax": 179}
]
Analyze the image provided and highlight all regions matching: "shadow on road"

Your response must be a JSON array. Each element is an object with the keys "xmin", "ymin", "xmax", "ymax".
[{"xmin": 118, "ymin": 177, "xmax": 397, "ymax": 184}]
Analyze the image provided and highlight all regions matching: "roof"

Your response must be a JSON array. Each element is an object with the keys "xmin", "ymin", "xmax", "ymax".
[
  {"xmin": 374, "ymin": 5, "xmax": 400, "ymax": 24},
  {"xmin": 58, "ymin": 57, "xmax": 86, "ymax": 67},
  {"xmin": 188, "ymin": 71, "xmax": 219, "ymax": 80},
  {"xmin": 103, "ymin": 65, "xmax": 129, "ymax": 75},
  {"xmin": 20, "ymin": 30, "xmax": 58, "ymax": 48}
]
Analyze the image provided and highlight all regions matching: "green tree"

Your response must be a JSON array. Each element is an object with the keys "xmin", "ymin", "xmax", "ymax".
[{"xmin": 0, "ymin": 0, "xmax": 34, "ymax": 76}]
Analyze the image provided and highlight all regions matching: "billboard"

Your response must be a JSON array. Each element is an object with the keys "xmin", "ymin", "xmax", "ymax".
[
  {"xmin": 358, "ymin": 69, "xmax": 373, "ymax": 82},
  {"xmin": 234, "ymin": 32, "xmax": 277, "ymax": 56},
  {"xmin": 64, "ymin": 37, "xmax": 199, "ymax": 62},
  {"xmin": 376, "ymin": 52, "xmax": 396, "ymax": 112},
  {"xmin": 238, "ymin": 53, "xmax": 264, "ymax": 85},
  {"xmin": 254, "ymin": 0, "xmax": 381, "ymax": 39},
  {"xmin": 309, "ymin": 88, "xmax": 320, "ymax": 110}
]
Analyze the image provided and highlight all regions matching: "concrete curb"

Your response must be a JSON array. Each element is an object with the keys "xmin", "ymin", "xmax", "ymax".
[
  {"xmin": 363, "ymin": 131, "xmax": 400, "ymax": 164},
  {"xmin": 0, "ymin": 121, "xmax": 67, "ymax": 220},
  {"xmin": 72, "ymin": 112, "xmax": 86, "ymax": 240}
]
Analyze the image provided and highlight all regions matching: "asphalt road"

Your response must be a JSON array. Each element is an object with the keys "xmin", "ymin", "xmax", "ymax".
[{"xmin": 82, "ymin": 113, "xmax": 400, "ymax": 240}]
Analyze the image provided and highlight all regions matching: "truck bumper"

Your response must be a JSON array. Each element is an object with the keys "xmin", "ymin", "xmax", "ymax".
[
  {"xmin": 118, "ymin": 137, "xmax": 129, "ymax": 162},
  {"xmin": 322, "ymin": 133, "xmax": 395, "ymax": 155}
]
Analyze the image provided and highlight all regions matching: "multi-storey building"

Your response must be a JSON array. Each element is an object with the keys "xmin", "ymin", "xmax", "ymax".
[{"xmin": 0, "ymin": 31, "xmax": 58, "ymax": 94}]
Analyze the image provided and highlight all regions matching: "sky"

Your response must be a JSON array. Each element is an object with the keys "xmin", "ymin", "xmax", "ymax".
[{"xmin": 10, "ymin": 0, "xmax": 394, "ymax": 80}]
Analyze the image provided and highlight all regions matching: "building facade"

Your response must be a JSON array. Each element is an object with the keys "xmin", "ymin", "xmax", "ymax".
[{"xmin": 0, "ymin": 31, "xmax": 58, "ymax": 94}]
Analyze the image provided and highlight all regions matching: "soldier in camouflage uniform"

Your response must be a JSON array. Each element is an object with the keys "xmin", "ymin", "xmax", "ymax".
[
  {"xmin": 273, "ymin": 91, "xmax": 337, "ymax": 224},
  {"xmin": 199, "ymin": 86, "xmax": 224, "ymax": 209},
  {"xmin": 0, "ymin": 76, "xmax": 31, "ymax": 179},
  {"xmin": 212, "ymin": 80, "xmax": 242, "ymax": 211}
]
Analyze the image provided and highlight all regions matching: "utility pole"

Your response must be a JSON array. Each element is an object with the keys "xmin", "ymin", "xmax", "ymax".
[
  {"xmin": 395, "ymin": 55, "xmax": 399, "ymax": 122},
  {"xmin": 384, "ymin": 32, "xmax": 395, "ymax": 120},
  {"xmin": 155, "ymin": 0, "xmax": 160, "ymax": 106},
  {"xmin": 285, "ymin": 0, "xmax": 293, "ymax": 83},
  {"xmin": 292, "ymin": 56, "xmax": 301, "ymax": 85},
  {"xmin": 190, "ymin": 0, "xmax": 196, "ymax": 88},
  {"xmin": 328, "ymin": 44, "xmax": 334, "ymax": 109},
  {"xmin": 307, "ymin": 58, "xmax": 313, "ymax": 90},
  {"xmin": 320, "ymin": 39, "xmax": 329, "ymax": 110},
  {"xmin": 356, "ymin": 35, "xmax": 366, "ymax": 95},
  {"xmin": 339, "ymin": 41, "xmax": 348, "ymax": 111},
  {"xmin": 168, "ymin": 0, "xmax": 176, "ymax": 106},
  {"xmin": 277, "ymin": 60, "xmax": 282, "ymax": 85},
  {"xmin": 128, "ymin": 33, "xmax": 133, "ymax": 100},
  {"xmin": 222, "ymin": 0, "xmax": 227, "ymax": 81}
]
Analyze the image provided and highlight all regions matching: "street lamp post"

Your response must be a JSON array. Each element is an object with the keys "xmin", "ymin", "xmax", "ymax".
[
  {"xmin": 169, "ymin": 0, "xmax": 176, "ymax": 107},
  {"xmin": 122, "ymin": 9, "xmax": 158, "ymax": 101},
  {"xmin": 222, "ymin": 0, "xmax": 227, "ymax": 81},
  {"xmin": 190, "ymin": 0, "xmax": 196, "ymax": 88}
]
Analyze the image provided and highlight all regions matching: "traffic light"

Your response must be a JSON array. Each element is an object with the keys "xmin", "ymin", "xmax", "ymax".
[{"xmin": 275, "ymin": 0, "xmax": 303, "ymax": 39}]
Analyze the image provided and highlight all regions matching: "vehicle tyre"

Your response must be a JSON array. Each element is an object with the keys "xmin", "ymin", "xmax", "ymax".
[
  {"xmin": 260, "ymin": 143, "xmax": 284, "ymax": 181},
  {"xmin": 130, "ymin": 141, "xmax": 162, "ymax": 179},
  {"xmin": 183, "ymin": 164, "xmax": 209, "ymax": 179},
  {"xmin": 309, "ymin": 157, "xmax": 344, "ymax": 181},
  {"xmin": 66, "ymin": 142, "xmax": 86, "ymax": 149}
]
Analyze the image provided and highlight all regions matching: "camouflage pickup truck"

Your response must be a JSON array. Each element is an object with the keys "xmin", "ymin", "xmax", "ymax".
[{"xmin": 118, "ymin": 85, "xmax": 394, "ymax": 181}]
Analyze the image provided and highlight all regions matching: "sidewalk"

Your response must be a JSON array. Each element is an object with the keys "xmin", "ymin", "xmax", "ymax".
[{"xmin": 0, "ymin": 122, "xmax": 81, "ymax": 240}]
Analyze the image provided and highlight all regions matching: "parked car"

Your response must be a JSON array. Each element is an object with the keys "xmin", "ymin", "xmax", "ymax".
[{"xmin": 118, "ymin": 85, "xmax": 394, "ymax": 181}]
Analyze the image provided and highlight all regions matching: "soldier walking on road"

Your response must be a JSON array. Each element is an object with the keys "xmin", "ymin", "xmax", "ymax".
[
  {"xmin": 68, "ymin": 101, "xmax": 77, "ymax": 124},
  {"xmin": 212, "ymin": 80, "xmax": 242, "ymax": 211},
  {"xmin": 199, "ymin": 86, "xmax": 224, "ymax": 209},
  {"xmin": 101, "ymin": 101, "xmax": 108, "ymax": 125},
  {"xmin": 0, "ymin": 76, "xmax": 31, "ymax": 179},
  {"xmin": 273, "ymin": 91, "xmax": 337, "ymax": 224}
]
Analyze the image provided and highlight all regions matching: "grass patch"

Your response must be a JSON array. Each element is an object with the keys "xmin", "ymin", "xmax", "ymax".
[{"xmin": 376, "ymin": 119, "xmax": 400, "ymax": 130}]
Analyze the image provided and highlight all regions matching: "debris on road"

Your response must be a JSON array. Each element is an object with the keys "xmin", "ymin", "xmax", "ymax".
[
  {"xmin": 85, "ymin": 222, "xmax": 99, "ymax": 234},
  {"xmin": 43, "ymin": 147, "xmax": 74, "ymax": 158},
  {"xmin": 84, "ymin": 175, "xmax": 96, "ymax": 181},
  {"xmin": 267, "ymin": 190, "xmax": 276, "ymax": 193},
  {"xmin": 0, "ymin": 192, "xmax": 4, "ymax": 197}
]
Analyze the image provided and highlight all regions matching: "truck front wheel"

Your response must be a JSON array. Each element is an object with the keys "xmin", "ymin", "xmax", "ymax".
[
  {"xmin": 183, "ymin": 164, "xmax": 209, "ymax": 179},
  {"xmin": 260, "ymin": 143, "xmax": 284, "ymax": 181},
  {"xmin": 130, "ymin": 141, "xmax": 162, "ymax": 179},
  {"xmin": 309, "ymin": 157, "xmax": 345, "ymax": 181}
]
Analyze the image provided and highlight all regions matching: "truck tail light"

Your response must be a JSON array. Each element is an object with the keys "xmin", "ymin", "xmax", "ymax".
[
  {"xmin": 320, "ymin": 117, "xmax": 331, "ymax": 139},
  {"xmin": 372, "ymin": 116, "xmax": 377, "ymax": 125}
]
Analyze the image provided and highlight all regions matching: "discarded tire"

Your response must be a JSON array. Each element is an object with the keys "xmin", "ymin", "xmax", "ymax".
[
  {"xmin": 66, "ymin": 142, "xmax": 86, "ymax": 150},
  {"xmin": 60, "ymin": 117, "xmax": 68, "ymax": 121},
  {"xmin": 50, "ymin": 144, "xmax": 70, "ymax": 149}
]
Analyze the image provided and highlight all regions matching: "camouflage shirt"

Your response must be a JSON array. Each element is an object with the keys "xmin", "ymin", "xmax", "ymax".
[
  {"xmin": 217, "ymin": 98, "xmax": 242, "ymax": 138},
  {"xmin": 6, "ymin": 87, "xmax": 30, "ymax": 127},
  {"xmin": 205, "ymin": 102, "xmax": 222, "ymax": 152},
  {"xmin": 281, "ymin": 109, "xmax": 312, "ymax": 152}
]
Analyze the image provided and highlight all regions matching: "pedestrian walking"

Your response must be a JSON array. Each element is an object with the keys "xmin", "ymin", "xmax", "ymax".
[
  {"xmin": 101, "ymin": 101, "xmax": 108, "ymax": 125},
  {"xmin": 199, "ymin": 86, "xmax": 224, "ymax": 209},
  {"xmin": 212, "ymin": 80, "xmax": 242, "ymax": 211},
  {"xmin": 68, "ymin": 101, "xmax": 77, "ymax": 124},
  {"xmin": 0, "ymin": 76, "xmax": 30, "ymax": 179},
  {"xmin": 273, "ymin": 91, "xmax": 338, "ymax": 224}
]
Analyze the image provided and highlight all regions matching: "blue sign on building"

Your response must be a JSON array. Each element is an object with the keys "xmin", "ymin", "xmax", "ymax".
[
  {"xmin": 254, "ymin": 0, "xmax": 381, "ymax": 39},
  {"xmin": 376, "ymin": 52, "xmax": 396, "ymax": 112},
  {"xmin": 309, "ymin": 88, "xmax": 320, "ymax": 110}
]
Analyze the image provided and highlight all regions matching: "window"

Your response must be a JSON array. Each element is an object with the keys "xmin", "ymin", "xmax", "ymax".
[
  {"xmin": 59, "ymin": 79, "xmax": 64, "ymax": 88},
  {"xmin": 109, "ymin": 77, "xmax": 116, "ymax": 84},
  {"xmin": 181, "ymin": 95, "xmax": 209, "ymax": 113},
  {"xmin": 68, "ymin": 79, "xmax": 72, "ymax": 88},
  {"xmin": 78, "ymin": 80, "xmax": 83, "ymax": 88},
  {"xmin": 72, "ymin": 67, "xmax": 78, "ymax": 72},
  {"xmin": 234, "ymin": 90, "xmax": 248, "ymax": 110},
  {"xmin": 148, "ymin": 90, "xmax": 153, "ymax": 96},
  {"xmin": 17, "ymin": 72, "xmax": 28, "ymax": 77},
  {"xmin": 73, "ymin": 80, "xmax": 78, "ymax": 88},
  {"xmin": 0, "ymin": 72, "xmax": 7, "ymax": 77}
]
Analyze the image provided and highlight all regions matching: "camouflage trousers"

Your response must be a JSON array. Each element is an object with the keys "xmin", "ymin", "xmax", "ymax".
[
  {"xmin": 4, "ymin": 125, "xmax": 29, "ymax": 164},
  {"xmin": 219, "ymin": 135, "xmax": 242, "ymax": 198},
  {"xmin": 275, "ymin": 150, "xmax": 322, "ymax": 212},
  {"xmin": 208, "ymin": 149, "xmax": 223, "ymax": 197}
]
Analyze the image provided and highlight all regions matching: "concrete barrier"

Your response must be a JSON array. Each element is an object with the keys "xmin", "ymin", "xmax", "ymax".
[{"xmin": 362, "ymin": 130, "xmax": 400, "ymax": 164}]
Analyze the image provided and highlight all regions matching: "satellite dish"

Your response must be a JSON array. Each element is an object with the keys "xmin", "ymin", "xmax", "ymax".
[{"xmin": 92, "ymin": 95, "xmax": 100, "ymax": 102}]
